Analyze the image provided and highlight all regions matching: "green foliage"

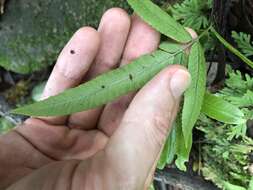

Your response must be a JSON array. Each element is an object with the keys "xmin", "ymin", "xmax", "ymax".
[
  {"xmin": 12, "ymin": 45, "xmax": 188, "ymax": 116},
  {"xmin": 197, "ymin": 69, "xmax": 253, "ymax": 190},
  {"xmin": 224, "ymin": 69, "xmax": 253, "ymax": 93},
  {"xmin": 227, "ymin": 90, "xmax": 253, "ymax": 108},
  {"xmin": 127, "ymin": 0, "xmax": 192, "ymax": 43},
  {"xmin": 232, "ymin": 31, "xmax": 253, "ymax": 57},
  {"xmin": 168, "ymin": 0, "xmax": 212, "ymax": 31},
  {"xmin": 0, "ymin": 117, "xmax": 15, "ymax": 134},
  {"xmin": 211, "ymin": 27, "xmax": 253, "ymax": 69},
  {"xmin": 220, "ymin": 68, "xmax": 253, "ymax": 109},
  {"xmin": 167, "ymin": 0, "xmax": 215, "ymax": 53},
  {"xmin": 182, "ymin": 42, "xmax": 206, "ymax": 148},
  {"xmin": 202, "ymin": 92, "xmax": 245, "ymax": 124},
  {"xmin": 249, "ymin": 178, "xmax": 253, "ymax": 190},
  {"xmin": 148, "ymin": 184, "xmax": 155, "ymax": 190},
  {"xmin": 198, "ymin": 121, "xmax": 253, "ymax": 190},
  {"xmin": 175, "ymin": 117, "xmax": 192, "ymax": 171},
  {"xmin": 160, "ymin": 75, "xmax": 248, "ymax": 171},
  {"xmin": 157, "ymin": 126, "xmax": 176, "ymax": 169},
  {"xmin": 158, "ymin": 69, "xmax": 252, "ymax": 180}
]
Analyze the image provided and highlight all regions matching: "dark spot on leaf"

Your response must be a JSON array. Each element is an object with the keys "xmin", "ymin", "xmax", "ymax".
[
  {"xmin": 70, "ymin": 50, "xmax": 75, "ymax": 54},
  {"xmin": 101, "ymin": 85, "xmax": 105, "ymax": 89},
  {"xmin": 129, "ymin": 74, "xmax": 133, "ymax": 81}
]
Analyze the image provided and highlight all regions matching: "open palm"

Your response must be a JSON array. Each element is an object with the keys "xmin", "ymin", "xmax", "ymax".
[{"xmin": 0, "ymin": 8, "xmax": 191, "ymax": 190}]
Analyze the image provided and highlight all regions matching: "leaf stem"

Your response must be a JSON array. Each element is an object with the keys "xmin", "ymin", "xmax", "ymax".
[{"xmin": 211, "ymin": 26, "xmax": 253, "ymax": 68}]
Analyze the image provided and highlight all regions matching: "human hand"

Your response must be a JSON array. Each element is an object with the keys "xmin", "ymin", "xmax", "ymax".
[{"xmin": 0, "ymin": 8, "xmax": 191, "ymax": 190}]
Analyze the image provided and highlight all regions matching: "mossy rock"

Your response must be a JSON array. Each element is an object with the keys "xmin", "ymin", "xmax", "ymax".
[
  {"xmin": 0, "ymin": 0, "xmax": 168, "ymax": 74},
  {"xmin": 0, "ymin": 0, "xmax": 129, "ymax": 74}
]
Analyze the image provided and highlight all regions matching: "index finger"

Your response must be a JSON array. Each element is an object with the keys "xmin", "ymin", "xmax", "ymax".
[{"xmin": 39, "ymin": 27, "xmax": 100, "ymax": 125}]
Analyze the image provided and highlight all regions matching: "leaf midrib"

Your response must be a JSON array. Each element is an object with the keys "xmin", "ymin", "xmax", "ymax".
[
  {"xmin": 183, "ymin": 43, "xmax": 203, "ymax": 143},
  {"xmin": 18, "ymin": 47, "xmax": 188, "ymax": 115}
]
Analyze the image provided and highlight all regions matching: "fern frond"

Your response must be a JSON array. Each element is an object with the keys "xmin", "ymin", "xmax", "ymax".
[
  {"xmin": 225, "ymin": 69, "xmax": 253, "ymax": 93},
  {"xmin": 168, "ymin": 0, "xmax": 212, "ymax": 30},
  {"xmin": 225, "ymin": 90, "xmax": 253, "ymax": 108},
  {"xmin": 232, "ymin": 31, "xmax": 253, "ymax": 57}
]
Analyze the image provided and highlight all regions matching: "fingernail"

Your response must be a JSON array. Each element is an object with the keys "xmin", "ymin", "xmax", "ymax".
[{"xmin": 170, "ymin": 69, "xmax": 191, "ymax": 99}]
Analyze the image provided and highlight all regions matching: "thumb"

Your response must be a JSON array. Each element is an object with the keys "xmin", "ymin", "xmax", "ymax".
[{"xmin": 105, "ymin": 65, "xmax": 191, "ymax": 189}]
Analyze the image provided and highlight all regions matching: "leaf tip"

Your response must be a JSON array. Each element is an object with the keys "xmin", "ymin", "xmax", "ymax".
[
  {"xmin": 10, "ymin": 108, "xmax": 25, "ymax": 116},
  {"xmin": 175, "ymin": 158, "xmax": 187, "ymax": 171}
]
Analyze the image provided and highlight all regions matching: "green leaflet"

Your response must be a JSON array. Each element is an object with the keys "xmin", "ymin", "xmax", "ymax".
[
  {"xmin": 159, "ymin": 41, "xmax": 188, "ymax": 66},
  {"xmin": 223, "ymin": 182, "xmax": 247, "ymax": 190},
  {"xmin": 225, "ymin": 90, "xmax": 253, "ymax": 108},
  {"xmin": 159, "ymin": 42, "xmax": 185, "ymax": 53},
  {"xmin": 182, "ymin": 42, "xmax": 206, "ymax": 148},
  {"xmin": 148, "ymin": 184, "xmax": 155, "ymax": 190},
  {"xmin": 157, "ymin": 125, "xmax": 176, "ymax": 169},
  {"xmin": 127, "ymin": 0, "xmax": 192, "ymax": 43},
  {"xmin": 201, "ymin": 92, "xmax": 245, "ymax": 124},
  {"xmin": 158, "ymin": 116, "xmax": 192, "ymax": 171},
  {"xmin": 170, "ymin": 0, "xmax": 212, "ymax": 31},
  {"xmin": 202, "ymin": 166, "xmax": 248, "ymax": 190},
  {"xmin": 231, "ymin": 31, "xmax": 253, "ymax": 57},
  {"xmin": 211, "ymin": 27, "xmax": 253, "ymax": 69},
  {"xmin": 175, "ymin": 118, "xmax": 191, "ymax": 171},
  {"xmin": 249, "ymin": 177, "xmax": 253, "ymax": 190},
  {"xmin": 12, "ymin": 43, "xmax": 187, "ymax": 116}
]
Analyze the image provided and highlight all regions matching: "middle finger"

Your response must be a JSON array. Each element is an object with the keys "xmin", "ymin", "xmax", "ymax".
[
  {"xmin": 98, "ymin": 15, "xmax": 161, "ymax": 136},
  {"xmin": 68, "ymin": 8, "xmax": 131, "ymax": 129}
]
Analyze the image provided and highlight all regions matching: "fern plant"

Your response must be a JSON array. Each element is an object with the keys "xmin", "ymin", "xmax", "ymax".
[
  {"xmin": 167, "ymin": 0, "xmax": 216, "ymax": 53},
  {"xmin": 232, "ymin": 31, "xmax": 253, "ymax": 57},
  {"xmin": 198, "ymin": 120, "xmax": 253, "ymax": 190},
  {"xmin": 167, "ymin": 0, "xmax": 213, "ymax": 31},
  {"xmin": 197, "ymin": 69, "xmax": 253, "ymax": 190}
]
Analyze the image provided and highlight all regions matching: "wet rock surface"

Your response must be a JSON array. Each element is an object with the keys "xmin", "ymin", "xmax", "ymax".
[{"xmin": 0, "ymin": 0, "xmax": 129, "ymax": 74}]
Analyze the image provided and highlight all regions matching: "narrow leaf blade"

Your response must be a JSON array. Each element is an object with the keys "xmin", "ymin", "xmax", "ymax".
[
  {"xmin": 201, "ymin": 92, "xmax": 245, "ymax": 124},
  {"xmin": 157, "ymin": 125, "xmax": 176, "ymax": 169},
  {"xmin": 12, "ymin": 50, "xmax": 184, "ymax": 116},
  {"xmin": 159, "ymin": 42, "xmax": 184, "ymax": 53},
  {"xmin": 127, "ymin": 0, "xmax": 192, "ymax": 43},
  {"xmin": 175, "ymin": 118, "xmax": 191, "ymax": 171},
  {"xmin": 182, "ymin": 42, "xmax": 206, "ymax": 147},
  {"xmin": 212, "ymin": 28, "xmax": 253, "ymax": 69}
]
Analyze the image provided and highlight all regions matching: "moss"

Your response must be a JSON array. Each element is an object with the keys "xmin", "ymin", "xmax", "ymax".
[{"xmin": 0, "ymin": 0, "xmax": 130, "ymax": 74}]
